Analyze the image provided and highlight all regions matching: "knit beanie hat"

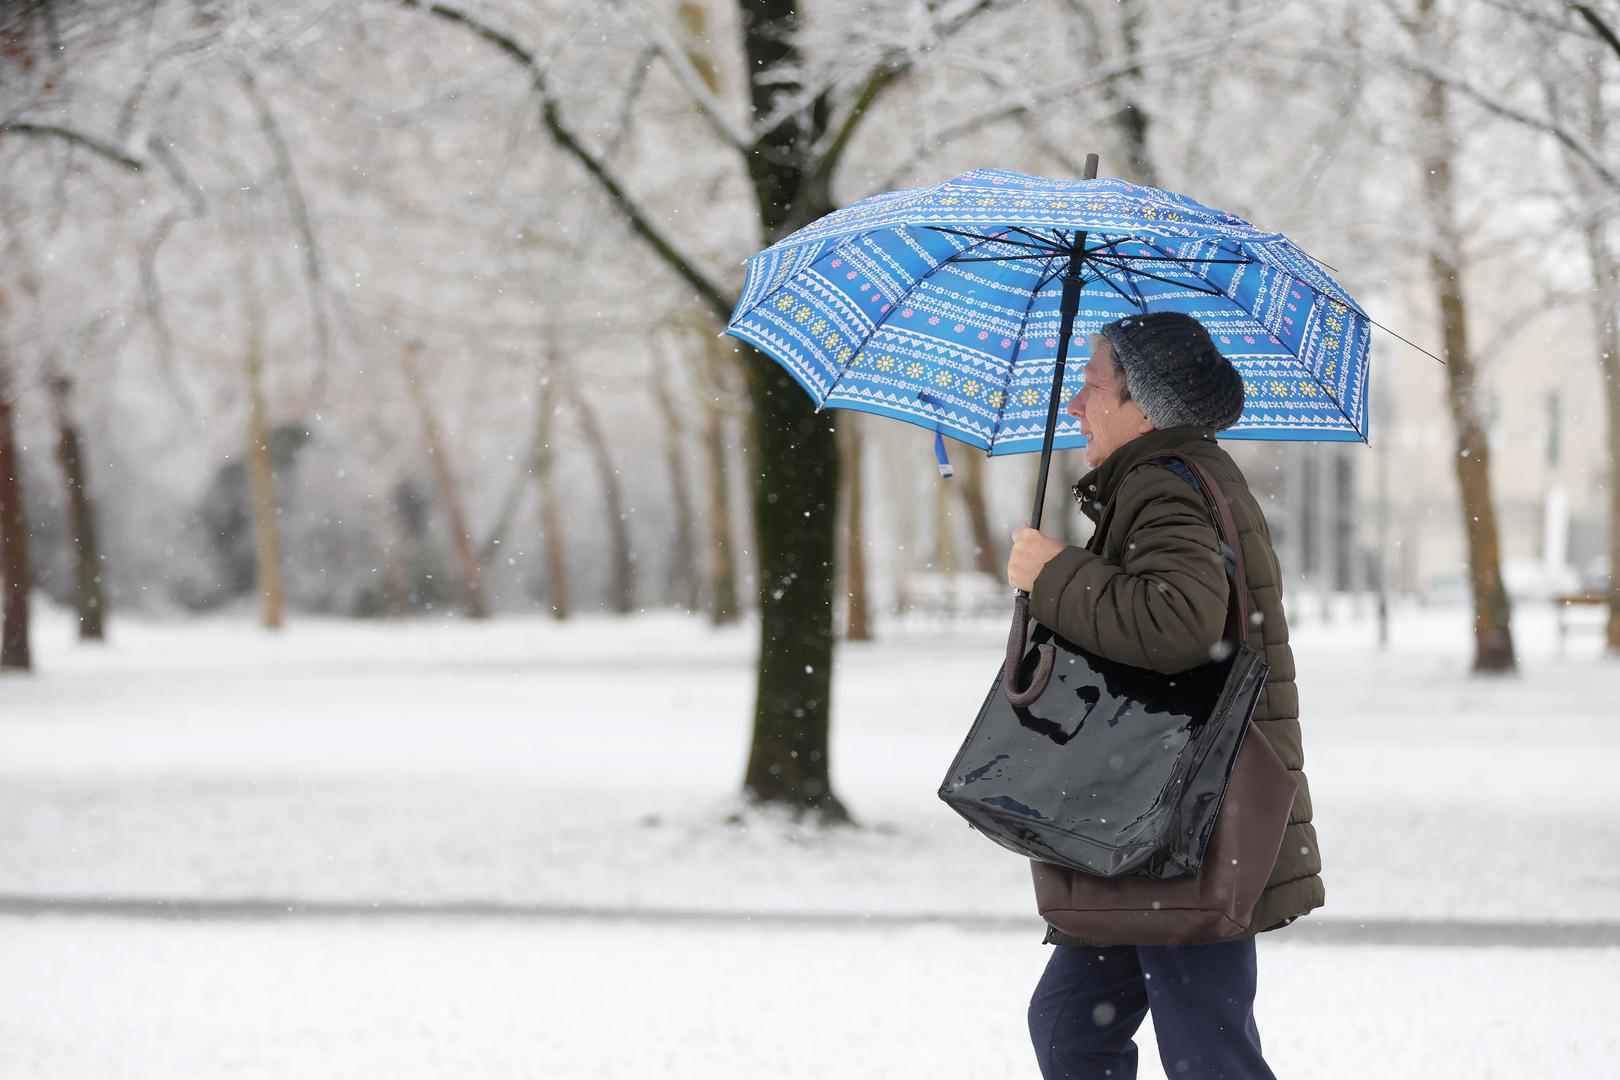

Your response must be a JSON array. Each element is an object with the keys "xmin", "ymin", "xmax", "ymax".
[{"xmin": 1096, "ymin": 312, "xmax": 1245, "ymax": 431}]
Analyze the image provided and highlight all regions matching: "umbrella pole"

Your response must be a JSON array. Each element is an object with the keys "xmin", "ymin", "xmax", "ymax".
[
  {"xmin": 1024, "ymin": 151, "xmax": 1098, "ymax": 533},
  {"xmin": 1025, "ymin": 248, "xmax": 1086, "ymax": 532},
  {"xmin": 1004, "ymin": 153, "xmax": 1098, "ymax": 707}
]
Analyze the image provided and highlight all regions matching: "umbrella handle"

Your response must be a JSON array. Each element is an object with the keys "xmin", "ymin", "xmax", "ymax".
[{"xmin": 1003, "ymin": 592, "xmax": 1055, "ymax": 707}]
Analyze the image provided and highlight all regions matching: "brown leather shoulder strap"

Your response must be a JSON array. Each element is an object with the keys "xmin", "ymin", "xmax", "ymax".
[
  {"xmin": 1150, "ymin": 454, "xmax": 1252, "ymax": 648},
  {"xmin": 1176, "ymin": 455, "xmax": 1251, "ymax": 648}
]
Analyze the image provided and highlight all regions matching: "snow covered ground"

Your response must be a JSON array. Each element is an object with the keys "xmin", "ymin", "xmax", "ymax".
[
  {"xmin": 2, "ymin": 599, "xmax": 1617, "ymax": 1077},
  {"xmin": 6, "ymin": 916, "xmax": 1616, "ymax": 1079}
]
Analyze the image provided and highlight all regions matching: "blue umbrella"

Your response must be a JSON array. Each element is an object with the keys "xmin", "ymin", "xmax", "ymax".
[{"xmin": 725, "ymin": 161, "xmax": 1372, "ymax": 490}]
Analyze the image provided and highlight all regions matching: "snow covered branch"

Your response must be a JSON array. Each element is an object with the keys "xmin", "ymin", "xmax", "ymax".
[
  {"xmin": 1570, "ymin": 2, "xmax": 1620, "ymax": 61},
  {"xmin": 1382, "ymin": 48, "xmax": 1620, "ymax": 192},
  {"xmin": 0, "ymin": 122, "xmax": 146, "ymax": 172},
  {"xmin": 1277, "ymin": 39, "xmax": 1620, "ymax": 195},
  {"xmin": 236, "ymin": 66, "xmax": 333, "ymax": 397},
  {"xmin": 605, "ymin": 0, "xmax": 754, "ymax": 153},
  {"xmin": 397, "ymin": 0, "xmax": 733, "ymax": 322}
]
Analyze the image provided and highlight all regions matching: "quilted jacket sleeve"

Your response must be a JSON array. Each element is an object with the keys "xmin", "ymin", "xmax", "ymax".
[{"xmin": 1028, "ymin": 466, "xmax": 1231, "ymax": 674}]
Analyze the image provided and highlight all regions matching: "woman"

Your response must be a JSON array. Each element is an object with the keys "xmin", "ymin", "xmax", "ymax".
[{"xmin": 1005, "ymin": 312, "xmax": 1323, "ymax": 1080}]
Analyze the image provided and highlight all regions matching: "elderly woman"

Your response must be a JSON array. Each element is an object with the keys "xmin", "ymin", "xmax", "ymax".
[{"xmin": 1005, "ymin": 312, "xmax": 1323, "ymax": 1080}]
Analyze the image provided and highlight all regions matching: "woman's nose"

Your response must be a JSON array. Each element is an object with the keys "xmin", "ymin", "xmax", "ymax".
[{"xmin": 1066, "ymin": 391, "xmax": 1084, "ymax": 419}]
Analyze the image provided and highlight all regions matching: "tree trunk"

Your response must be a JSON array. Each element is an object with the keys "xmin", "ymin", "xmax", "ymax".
[
  {"xmin": 1416, "ymin": 66, "xmax": 1516, "ymax": 672},
  {"xmin": 533, "ymin": 370, "xmax": 570, "ymax": 621},
  {"xmin": 0, "ymin": 361, "xmax": 31, "ymax": 671},
  {"xmin": 840, "ymin": 416, "xmax": 870, "ymax": 641},
  {"xmin": 383, "ymin": 510, "xmax": 411, "ymax": 618},
  {"xmin": 566, "ymin": 377, "xmax": 635, "ymax": 615},
  {"xmin": 956, "ymin": 442, "xmax": 1001, "ymax": 578},
  {"xmin": 932, "ymin": 473, "xmax": 958, "ymax": 574},
  {"xmin": 1286, "ymin": 446, "xmax": 1310, "ymax": 604},
  {"xmin": 400, "ymin": 342, "xmax": 487, "ymax": 619},
  {"xmin": 653, "ymin": 359, "xmax": 699, "ymax": 612},
  {"xmin": 882, "ymin": 429, "xmax": 917, "ymax": 617},
  {"xmin": 244, "ymin": 295, "xmax": 285, "ymax": 632},
  {"xmin": 1112, "ymin": 0, "xmax": 1161, "ymax": 188},
  {"xmin": 1562, "ymin": 62, "xmax": 1620, "ymax": 654},
  {"xmin": 1582, "ymin": 216, "xmax": 1620, "ymax": 653},
  {"xmin": 48, "ymin": 376, "xmax": 105, "ymax": 641},
  {"xmin": 739, "ymin": 349, "xmax": 845, "ymax": 818},
  {"xmin": 732, "ymin": 0, "xmax": 850, "ymax": 818},
  {"xmin": 702, "ymin": 382, "xmax": 740, "ymax": 626},
  {"xmin": 1314, "ymin": 445, "xmax": 1336, "ymax": 622},
  {"xmin": 403, "ymin": 0, "xmax": 938, "ymax": 818}
]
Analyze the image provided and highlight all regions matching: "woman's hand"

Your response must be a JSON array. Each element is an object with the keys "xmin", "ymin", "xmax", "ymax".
[{"xmin": 1007, "ymin": 523, "xmax": 1066, "ymax": 592}]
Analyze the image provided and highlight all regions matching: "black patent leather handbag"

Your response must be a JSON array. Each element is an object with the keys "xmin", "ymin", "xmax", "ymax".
[{"xmin": 938, "ymin": 453, "xmax": 1270, "ymax": 880}]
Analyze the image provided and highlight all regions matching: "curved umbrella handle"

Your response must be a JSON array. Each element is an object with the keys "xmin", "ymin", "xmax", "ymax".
[{"xmin": 1003, "ymin": 592, "xmax": 1054, "ymax": 707}]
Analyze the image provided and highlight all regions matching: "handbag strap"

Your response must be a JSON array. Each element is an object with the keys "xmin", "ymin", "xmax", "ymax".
[{"xmin": 1152, "ymin": 454, "xmax": 1252, "ymax": 649}]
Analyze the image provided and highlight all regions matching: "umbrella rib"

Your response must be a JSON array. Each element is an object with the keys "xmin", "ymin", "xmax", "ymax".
[
  {"xmin": 1082, "ymin": 237, "xmax": 1132, "ymax": 257},
  {"xmin": 1183, "ymin": 237, "xmax": 1365, "ymax": 321},
  {"xmin": 1105, "ymin": 254, "xmax": 1253, "ymax": 265},
  {"xmin": 951, "ymin": 253, "xmax": 1073, "ymax": 263},
  {"xmin": 1086, "ymin": 263, "xmax": 1146, "ymax": 308},
  {"xmin": 1131, "ymin": 237, "xmax": 1242, "ymax": 299},
  {"xmin": 1033, "ymin": 262, "xmax": 1065, "ymax": 294},
  {"xmin": 1088, "ymin": 255, "xmax": 1226, "ymax": 297},
  {"xmin": 1134, "ymin": 237, "xmax": 1245, "ymax": 272},
  {"xmin": 921, "ymin": 226, "xmax": 1057, "ymax": 254},
  {"xmin": 1085, "ymin": 233, "xmax": 1150, "ymax": 309},
  {"xmin": 1007, "ymin": 226, "xmax": 1071, "ymax": 251}
]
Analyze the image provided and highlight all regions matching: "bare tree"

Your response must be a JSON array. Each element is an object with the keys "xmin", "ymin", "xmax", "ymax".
[
  {"xmin": 561, "ymin": 364, "xmax": 637, "ymax": 615},
  {"xmin": 697, "ymin": 333, "xmax": 743, "ymax": 626},
  {"xmin": 400, "ymin": 340, "xmax": 487, "ymax": 620},
  {"xmin": 955, "ymin": 443, "xmax": 1001, "ymax": 579},
  {"xmin": 399, "ymin": 0, "xmax": 1023, "ymax": 819},
  {"xmin": 534, "ymin": 368, "xmax": 570, "ymax": 620},
  {"xmin": 239, "ymin": 252, "xmax": 286, "ymax": 630},
  {"xmin": 1577, "ymin": 175, "xmax": 1620, "ymax": 654},
  {"xmin": 0, "ymin": 29, "xmax": 155, "ymax": 661},
  {"xmin": 1535, "ymin": 16, "xmax": 1620, "ymax": 652},
  {"xmin": 651, "ymin": 351, "xmax": 699, "ymax": 612},
  {"xmin": 839, "ymin": 417, "xmax": 870, "ymax": 641},
  {"xmin": 1408, "ymin": 0, "xmax": 1516, "ymax": 671},
  {"xmin": 47, "ymin": 374, "xmax": 106, "ymax": 640},
  {"xmin": 0, "ymin": 353, "xmax": 30, "ymax": 671}
]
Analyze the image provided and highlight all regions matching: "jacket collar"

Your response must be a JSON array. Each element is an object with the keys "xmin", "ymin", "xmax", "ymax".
[{"xmin": 1071, "ymin": 426, "xmax": 1220, "ymax": 521}]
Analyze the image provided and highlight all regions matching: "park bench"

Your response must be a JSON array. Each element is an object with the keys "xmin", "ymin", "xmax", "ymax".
[{"xmin": 1554, "ymin": 592, "xmax": 1610, "ymax": 656}]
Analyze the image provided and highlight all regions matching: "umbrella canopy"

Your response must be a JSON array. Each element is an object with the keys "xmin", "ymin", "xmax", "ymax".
[{"xmin": 725, "ymin": 167, "xmax": 1371, "ymax": 457}]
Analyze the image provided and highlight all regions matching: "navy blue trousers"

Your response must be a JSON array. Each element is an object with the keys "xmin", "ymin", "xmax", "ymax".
[{"xmin": 1028, "ymin": 939, "xmax": 1276, "ymax": 1080}]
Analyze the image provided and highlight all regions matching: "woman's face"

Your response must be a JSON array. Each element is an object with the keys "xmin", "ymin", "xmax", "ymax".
[{"xmin": 1066, "ymin": 337, "xmax": 1153, "ymax": 470}]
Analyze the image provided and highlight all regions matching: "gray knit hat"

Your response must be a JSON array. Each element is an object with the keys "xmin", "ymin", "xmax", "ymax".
[{"xmin": 1096, "ymin": 312, "xmax": 1245, "ymax": 431}]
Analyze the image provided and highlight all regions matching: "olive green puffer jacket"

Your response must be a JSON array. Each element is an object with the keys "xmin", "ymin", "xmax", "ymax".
[{"xmin": 1029, "ymin": 425, "xmax": 1324, "ymax": 944}]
